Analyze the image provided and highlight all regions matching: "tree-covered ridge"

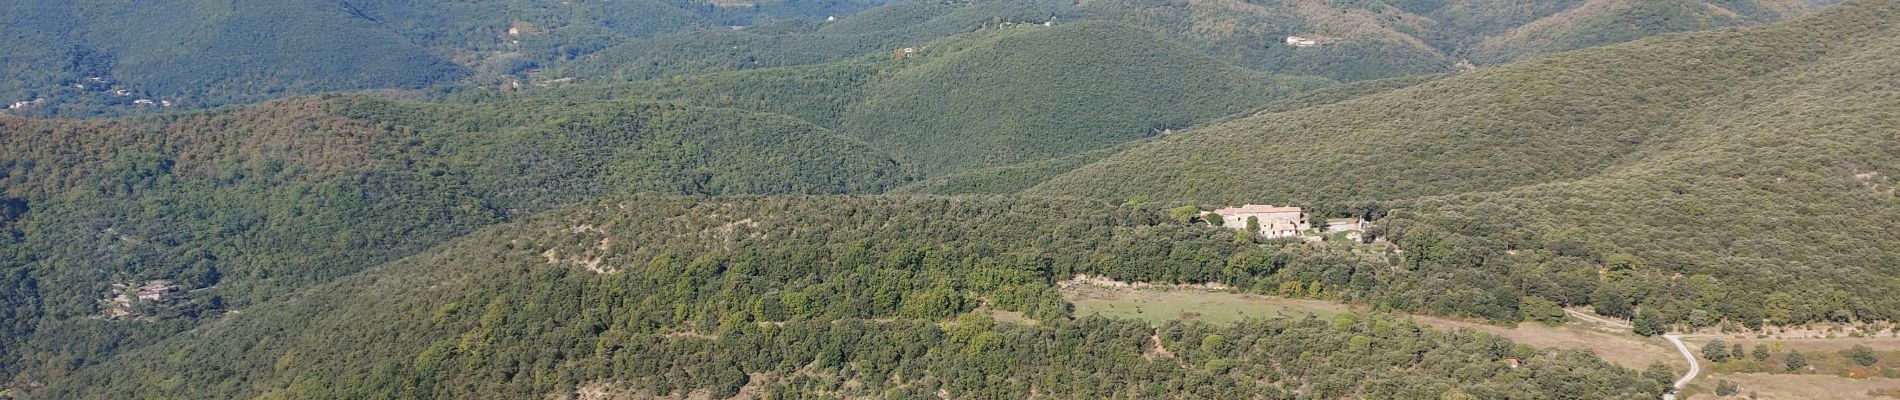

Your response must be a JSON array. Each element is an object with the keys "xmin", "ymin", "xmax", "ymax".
[
  {"xmin": 498, "ymin": 21, "xmax": 1332, "ymax": 175},
  {"xmin": 1029, "ymin": 0, "xmax": 1900, "ymax": 325},
  {"xmin": 888, "ymin": 147, "xmax": 1123, "ymax": 195},
  {"xmin": 552, "ymin": 0, "xmax": 1829, "ymax": 86},
  {"xmin": 2, "ymin": 0, "xmax": 1824, "ymax": 117},
  {"xmin": 0, "ymin": 95, "xmax": 907, "ymax": 386},
  {"xmin": 38, "ymin": 195, "xmax": 1664, "ymax": 399},
  {"xmin": 549, "ymin": 0, "xmax": 1057, "ymax": 82},
  {"xmin": 838, "ymin": 21, "xmax": 1329, "ymax": 173}
]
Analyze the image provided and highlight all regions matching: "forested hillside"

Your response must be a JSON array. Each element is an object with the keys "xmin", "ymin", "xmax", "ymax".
[
  {"xmin": 0, "ymin": 96, "xmax": 905, "ymax": 387},
  {"xmin": 550, "ymin": 0, "xmax": 1057, "ymax": 81},
  {"xmin": 838, "ymin": 22, "xmax": 1323, "ymax": 173},
  {"xmin": 38, "ymin": 196, "xmax": 1665, "ymax": 399},
  {"xmin": 554, "ymin": 0, "xmax": 1828, "ymax": 84},
  {"xmin": 1464, "ymin": 0, "xmax": 1817, "ymax": 63},
  {"xmin": 0, "ymin": 0, "xmax": 1880, "ymax": 397},
  {"xmin": 1030, "ymin": 0, "xmax": 1900, "ymax": 327},
  {"xmin": 506, "ymin": 22, "xmax": 1330, "ymax": 174},
  {"xmin": 0, "ymin": 19, "xmax": 1319, "ymax": 385}
]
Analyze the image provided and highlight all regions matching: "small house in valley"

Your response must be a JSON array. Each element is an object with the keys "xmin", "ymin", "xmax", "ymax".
[{"xmin": 1212, "ymin": 204, "xmax": 1308, "ymax": 238}]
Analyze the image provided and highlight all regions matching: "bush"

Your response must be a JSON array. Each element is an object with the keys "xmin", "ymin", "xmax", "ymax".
[
  {"xmin": 1714, "ymin": 379, "xmax": 1740, "ymax": 396},
  {"xmin": 1703, "ymin": 339, "xmax": 1731, "ymax": 362},
  {"xmin": 1842, "ymin": 344, "xmax": 1879, "ymax": 367},
  {"xmin": 1785, "ymin": 350, "xmax": 1808, "ymax": 372}
]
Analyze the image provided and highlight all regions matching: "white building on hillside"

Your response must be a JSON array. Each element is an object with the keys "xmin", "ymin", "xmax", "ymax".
[{"xmin": 1213, "ymin": 204, "xmax": 1308, "ymax": 238}]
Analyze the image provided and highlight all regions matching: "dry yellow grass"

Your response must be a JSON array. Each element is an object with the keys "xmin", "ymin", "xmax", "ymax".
[
  {"xmin": 1684, "ymin": 373, "xmax": 1900, "ymax": 399},
  {"xmin": 1060, "ymin": 283, "xmax": 1678, "ymax": 368},
  {"xmin": 1062, "ymin": 284, "xmax": 1349, "ymax": 326},
  {"xmin": 1410, "ymin": 316, "xmax": 1681, "ymax": 369}
]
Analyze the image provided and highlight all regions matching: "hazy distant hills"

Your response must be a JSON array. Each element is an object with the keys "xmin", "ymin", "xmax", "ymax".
[
  {"xmin": 0, "ymin": 0, "xmax": 884, "ymax": 116},
  {"xmin": 0, "ymin": 0, "xmax": 1826, "ymax": 117},
  {"xmin": 523, "ymin": 21, "xmax": 1332, "ymax": 174}
]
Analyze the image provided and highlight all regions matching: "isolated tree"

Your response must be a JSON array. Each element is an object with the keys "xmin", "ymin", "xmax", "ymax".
[
  {"xmin": 1731, "ymin": 343, "xmax": 1744, "ymax": 360},
  {"xmin": 1785, "ymin": 350, "xmax": 1808, "ymax": 372},
  {"xmin": 1715, "ymin": 379, "xmax": 1740, "ymax": 396},
  {"xmin": 1841, "ymin": 344, "xmax": 1879, "ymax": 366},
  {"xmin": 1169, "ymin": 206, "xmax": 1201, "ymax": 224},
  {"xmin": 1203, "ymin": 213, "xmax": 1223, "ymax": 227},
  {"xmin": 1702, "ymin": 339, "xmax": 1731, "ymax": 362},
  {"xmin": 1751, "ymin": 344, "xmax": 1770, "ymax": 361},
  {"xmin": 1632, "ymin": 310, "xmax": 1664, "ymax": 336},
  {"xmin": 1246, "ymin": 216, "xmax": 1261, "ymax": 234}
]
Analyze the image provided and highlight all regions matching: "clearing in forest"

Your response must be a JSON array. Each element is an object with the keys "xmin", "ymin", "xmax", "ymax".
[
  {"xmin": 1678, "ymin": 373, "xmax": 1900, "ymax": 399},
  {"xmin": 1060, "ymin": 282, "xmax": 1680, "ymax": 368},
  {"xmin": 1061, "ymin": 283, "xmax": 1347, "ymax": 326}
]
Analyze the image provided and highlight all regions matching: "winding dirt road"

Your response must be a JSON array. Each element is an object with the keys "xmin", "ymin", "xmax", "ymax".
[
  {"xmin": 1661, "ymin": 334, "xmax": 1698, "ymax": 400},
  {"xmin": 1563, "ymin": 309, "xmax": 1697, "ymax": 399}
]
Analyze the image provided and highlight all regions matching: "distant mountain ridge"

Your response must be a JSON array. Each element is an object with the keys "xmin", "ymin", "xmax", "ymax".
[
  {"xmin": 0, "ymin": 0, "xmax": 885, "ymax": 116},
  {"xmin": 0, "ymin": 0, "xmax": 1828, "ymax": 116}
]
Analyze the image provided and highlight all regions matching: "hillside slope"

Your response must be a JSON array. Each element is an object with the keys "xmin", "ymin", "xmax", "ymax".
[
  {"xmin": 1465, "ymin": 0, "xmax": 1815, "ymax": 63},
  {"xmin": 1029, "ymin": 0, "xmax": 1900, "ymax": 325},
  {"xmin": 555, "ymin": 0, "xmax": 1829, "ymax": 86},
  {"xmin": 551, "ymin": 0, "xmax": 1053, "ymax": 81},
  {"xmin": 0, "ymin": 96, "xmax": 906, "ymax": 385},
  {"xmin": 840, "ymin": 22, "xmax": 1324, "ymax": 173},
  {"xmin": 33, "ymin": 196, "xmax": 1663, "ymax": 399},
  {"xmin": 511, "ymin": 22, "xmax": 1329, "ymax": 175}
]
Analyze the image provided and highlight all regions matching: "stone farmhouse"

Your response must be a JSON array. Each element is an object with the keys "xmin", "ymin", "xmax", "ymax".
[{"xmin": 1212, "ymin": 204, "xmax": 1308, "ymax": 238}]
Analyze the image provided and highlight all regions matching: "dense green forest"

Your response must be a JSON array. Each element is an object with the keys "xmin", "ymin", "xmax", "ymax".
[
  {"xmin": 35, "ymin": 196, "xmax": 1666, "ymax": 399},
  {"xmin": 499, "ymin": 22, "xmax": 1331, "ymax": 174},
  {"xmin": 0, "ymin": 20, "xmax": 1325, "ymax": 387},
  {"xmin": 0, "ymin": 96, "xmax": 906, "ymax": 387},
  {"xmin": 1030, "ymin": 0, "xmax": 1900, "ymax": 327},
  {"xmin": 0, "ymin": 0, "xmax": 1881, "ymax": 397},
  {"xmin": 834, "ymin": 22, "xmax": 1326, "ymax": 173}
]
